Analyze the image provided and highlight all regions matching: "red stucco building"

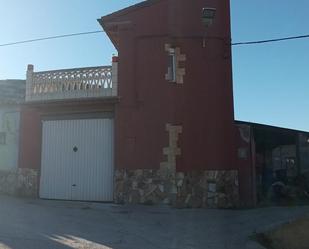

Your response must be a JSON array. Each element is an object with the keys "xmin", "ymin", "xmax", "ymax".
[{"xmin": 17, "ymin": 0, "xmax": 239, "ymax": 208}]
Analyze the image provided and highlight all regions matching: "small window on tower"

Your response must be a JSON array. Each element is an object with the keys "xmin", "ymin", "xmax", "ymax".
[
  {"xmin": 166, "ymin": 48, "xmax": 176, "ymax": 82},
  {"xmin": 0, "ymin": 132, "xmax": 6, "ymax": 145}
]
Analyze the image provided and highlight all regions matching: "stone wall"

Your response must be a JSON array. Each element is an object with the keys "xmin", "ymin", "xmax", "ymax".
[
  {"xmin": 115, "ymin": 169, "xmax": 239, "ymax": 208},
  {"xmin": 0, "ymin": 168, "xmax": 38, "ymax": 197}
]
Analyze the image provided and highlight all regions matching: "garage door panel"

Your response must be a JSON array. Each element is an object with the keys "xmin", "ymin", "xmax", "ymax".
[
  {"xmin": 72, "ymin": 119, "xmax": 114, "ymax": 201},
  {"xmin": 40, "ymin": 120, "xmax": 75, "ymax": 200},
  {"xmin": 40, "ymin": 118, "xmax": 114, "ymax": 202}
]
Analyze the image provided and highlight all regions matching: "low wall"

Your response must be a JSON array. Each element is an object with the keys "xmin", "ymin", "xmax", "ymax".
[
  {"xmin": 0, "ymin": 167, "xmax": 239, "ymax": 208},
  {"xmin": 0, "ymin": 168, "xmax": 38, "ymax": 197},
  {"xmin": 115, "ymin": 169, "xmax": 239, "ymax": 208}
]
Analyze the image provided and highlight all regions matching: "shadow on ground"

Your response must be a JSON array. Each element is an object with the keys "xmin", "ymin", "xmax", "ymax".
[{"xmin": 0, "ymin": 196, "xmax": 308, "ymax": 249}]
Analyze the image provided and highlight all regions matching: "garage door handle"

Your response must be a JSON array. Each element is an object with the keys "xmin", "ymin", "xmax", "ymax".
[{"xmin": 72, "ymin": 184, "xmax": 76, "ymax": 187}]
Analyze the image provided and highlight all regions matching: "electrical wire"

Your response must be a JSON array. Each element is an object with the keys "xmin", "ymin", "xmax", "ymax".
[
  {"xmin": 232, "ymin": 34, "xmax": 309, "ymax": 46},
  {"xmin": 0, "ymin": 30, "xmax": 309, "ymax": 47},
  {"xmin": 0, "ymin": 31, "xmax": 104, "ymax": 47}
]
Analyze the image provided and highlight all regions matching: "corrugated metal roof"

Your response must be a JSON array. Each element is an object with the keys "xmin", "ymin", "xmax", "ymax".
[
  {"xmin": 235, "ymin": 120, "xmax": 309, "ymax": 135},
  {"xmin": 0, "ymin": 80, "xmax": 26, "ymax": 105}
]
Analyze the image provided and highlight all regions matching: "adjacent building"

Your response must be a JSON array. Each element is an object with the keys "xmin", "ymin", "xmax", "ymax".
[
  {"xmin": 236, "ymin": 121, "xmax": 309, "ymax": 206},
  {"xmin": 0, "ymin": 80, "xmax": 31, "ymax": 195},
  {"xmin": 0, "ymin": 80, "xmax": 24, "ymax": 171}
]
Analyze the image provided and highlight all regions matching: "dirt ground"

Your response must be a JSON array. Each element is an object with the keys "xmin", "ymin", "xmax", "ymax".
[{"xmin": 256, "ymin": 216, "xmax": 309, "ymax": 249}]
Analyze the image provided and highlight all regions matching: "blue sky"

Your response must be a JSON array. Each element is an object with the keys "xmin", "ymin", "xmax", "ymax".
[{"xmin": 0, "ymin": 0, "xmax": 309, "ymax": 131}]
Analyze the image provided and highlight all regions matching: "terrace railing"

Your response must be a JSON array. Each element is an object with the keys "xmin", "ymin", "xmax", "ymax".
[{"xmin": 25, "ymin": 62, "xmax": 118, "ymax": 102}]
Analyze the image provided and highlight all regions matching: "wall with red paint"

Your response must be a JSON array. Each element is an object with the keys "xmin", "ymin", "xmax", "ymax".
[
  {"xmin": 101, "ymin": 0, "xmax": 236, "ymax": 172},
  {"xmin": 18, "ymin": 107, "xmax": 42, "ymax": 169}
]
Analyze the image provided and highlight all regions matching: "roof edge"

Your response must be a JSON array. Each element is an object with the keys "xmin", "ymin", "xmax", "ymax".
[
  {"xmin": 235, "ymin": 120, "xmax": 309, "ymax": 134},
  {"xmin": 98, "ymin": 0, "xmax": 166, "ymax": 50},
  {"xmin": 100, "ymin": 0, "xmax": 165, "ymax": 22}
]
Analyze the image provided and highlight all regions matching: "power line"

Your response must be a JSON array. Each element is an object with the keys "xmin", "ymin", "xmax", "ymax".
[
  {"xmin": 232, "ymin": 34, "xmax": 309, "ymax": 46},
  {"xmin": 0, "ymin": 31, "xmax": 104, "ymax": 47},
  {"xmin": 0, "ymin": 30, "xmax": 309, "ymax": 48}
]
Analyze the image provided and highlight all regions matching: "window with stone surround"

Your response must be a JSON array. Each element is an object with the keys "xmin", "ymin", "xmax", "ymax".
[
  {"xmin": 166, "ymin": 48, "xmax": 177, "ymax": 82},
  {"xmin": 165, "ymin": 44, "xmax": 186, "ymax": 84}
]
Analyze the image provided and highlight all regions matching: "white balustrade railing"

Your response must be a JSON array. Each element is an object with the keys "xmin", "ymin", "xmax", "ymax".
[{"xmin": 26, "ymin": 63, "xmax": 118, "ymax": 102}]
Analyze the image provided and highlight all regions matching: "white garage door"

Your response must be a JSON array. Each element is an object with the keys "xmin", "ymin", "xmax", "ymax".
[{"xmin": 40, "ymin": 118, "xmax": 114, "ymax": 201}]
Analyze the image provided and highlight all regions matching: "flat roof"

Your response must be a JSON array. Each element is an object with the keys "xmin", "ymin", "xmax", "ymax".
[{"xmin": 235, "ymin": 120, "xmax": 309, "ymax": 135}]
